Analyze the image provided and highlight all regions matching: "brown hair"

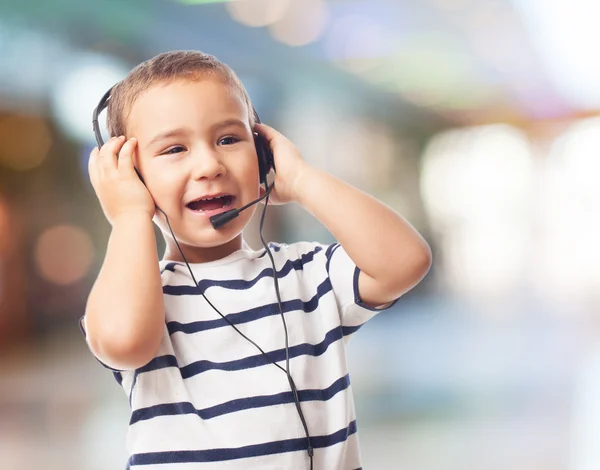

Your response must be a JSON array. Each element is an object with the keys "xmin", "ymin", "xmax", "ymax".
[{"xmin": 106, "ymin": 50, "xmax": 255, "ymax": 137}]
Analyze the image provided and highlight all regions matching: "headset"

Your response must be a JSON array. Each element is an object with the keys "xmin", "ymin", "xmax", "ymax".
[
  {"xmin": 93, "ymin": 86, "xmax": 314, "ymax": 469},
  {"xmin": 92, "ymin": 86, "xmax": 275, "ymax": 229}
]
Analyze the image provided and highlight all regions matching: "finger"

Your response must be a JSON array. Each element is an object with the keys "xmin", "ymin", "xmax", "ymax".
[
  {"xmin": 254, "ymin": 122, "xmax": 280, "ymax": 142},
  {"xmin": 117, "ymin": 138, "xmax": 138, "ymax": 176},
  {"xmin": 255, "ymin": 123, "xmax": 286, "ymax": 155},
  {"xmin": 88, "ymin": 146, "xmax": 100, "ymax": 170},
  {"xmin": 98, "ymin": 135, "xmax": 126, "ymax": 170},
  {"xmin": 88, "ymin": 146, "xmax": 100, "ymax": 186}
]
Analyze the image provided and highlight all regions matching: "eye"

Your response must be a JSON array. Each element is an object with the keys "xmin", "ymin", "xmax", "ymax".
[
  {"xmin": 161, "ymin": 145, "xmax": 186, "ymax": 155},
  {"xmin": 218, "ymin": 136, "xmax": 240, "ymax": 146}
]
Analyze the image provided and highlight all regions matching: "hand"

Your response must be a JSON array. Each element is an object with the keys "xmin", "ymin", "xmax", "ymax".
[
  {"xmin": 255, "ymin": 123, "xmax": 310, "ymax": 205},
  {"xmin": 88, "ymin": 136, "xmax": 156, "ymax": 225}
]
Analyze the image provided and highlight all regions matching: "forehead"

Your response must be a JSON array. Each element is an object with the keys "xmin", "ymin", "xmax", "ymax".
[{"xmin": 126, "ymin": 78, "xmax": 250, "ymax": 137}]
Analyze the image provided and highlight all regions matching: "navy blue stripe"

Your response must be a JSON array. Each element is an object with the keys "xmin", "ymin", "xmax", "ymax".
[
  {"xmin": 130, "ymin": 374, "xmax": 351, "ymax": 425},
  {"xmin": 128, "ymin": 357, "xmax": 169, "ymax": 405},
  {"xmin": 138, "ymin": 354, "xmax": 180, "ymax": 374},
  {"xmin": 257, "ymin": 242, "xmax": 282, "ymax": 258},
  {"xmin": 114, "ymin": 371, "xmax": 123, "ymax": 386},
  {"xmin": 167, "ymin": 277, "xmax": 332, "ymax": 335},
  {"xmin": 137, "ymin": 325, "xmax": 343, "ymax": 379},
  {"xmin": 325, "ymin": 243, "xmax": 340, "ymax": 274},
  {"xmin": 353, "ymin": 266, "xmax": 361, "ymax": 304},
  {"xmin": 180, "ymin": 326, "xmax": 343, "ymax": 379},
  {"xmin": 128, "ymin": 355, "xmax": 180, "ymax": 407},
  {"xmin": 342, "ymin": 324, "xmax": 364, "ymax": 336},
  {"xmin": 161, "ymin": 262, "xmax": 182, "ymax": 274},
  {"xmin": 163, "ymin": 246, "xmax": 323, "ymax": 296},
  {"xmin": 129, "ymin": 372, "xmax": 138, "ymax": 408},
  {"xmin": 352, "ymin": 266, "xmax": 400, "ymax": 312},
  {"xmin": 128, "ymin": 420, "xmax": 357, "ymax": 466}
]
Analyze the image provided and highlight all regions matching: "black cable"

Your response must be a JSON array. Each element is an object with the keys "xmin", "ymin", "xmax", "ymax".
[
  {"xmin": 258, "ymin": 191, "xmax": 314, "ymax": 467},
  {"xmin": 158, "ymin": 203, "xmax": 286, "ymax": 375},
  {"xmin": 92, "ymin": 90, "xmax": 313, "ymax": 467},
  {"xmin": 159, "ymin": 184, "xmax": 313, "ymax": 468}
]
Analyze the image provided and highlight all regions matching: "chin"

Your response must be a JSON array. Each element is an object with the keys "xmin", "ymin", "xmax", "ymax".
[
  {"xmin": 159, "ymin": 206, "xmax": 253, "ymax": 246},
  {"xmin": 189, "ymin": 222, "xmax": 246, "ymax": 246}
]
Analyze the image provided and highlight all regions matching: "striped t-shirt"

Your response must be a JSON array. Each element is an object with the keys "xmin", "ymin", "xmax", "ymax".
[{"xmin": 91, "ymin": 241, "xmax": 395, "ymax": 469}]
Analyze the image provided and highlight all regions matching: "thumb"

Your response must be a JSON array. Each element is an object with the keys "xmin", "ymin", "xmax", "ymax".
[{"xmin": 117, "ymin": 138, "xmax": 138, "ymax": 176}]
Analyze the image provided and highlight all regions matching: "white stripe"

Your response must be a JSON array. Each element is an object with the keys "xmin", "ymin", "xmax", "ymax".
[
  {"xmin": 131, "ymin": 337, "xmax": 350, "ymax": 411},
  {"xmin": 129, "ymin": 392, "xmax": 355, "ymax": 453}
]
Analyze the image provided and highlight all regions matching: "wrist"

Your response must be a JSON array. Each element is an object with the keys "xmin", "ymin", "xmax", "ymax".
[
  {"xmin": 111, "ymin": 209, "xmax": 155, "ymax": 227},
  {"xmin": 289, "ymin": 163, "xmax": 316, "ymax": 204}
]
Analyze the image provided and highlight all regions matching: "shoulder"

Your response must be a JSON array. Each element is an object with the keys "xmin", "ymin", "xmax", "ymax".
[
  {"xmin": 267, "ymin": 241, "xmax": 335, "ymax": 264},
  {"xmin": 269, "ymin": 240, "xmax": 333, "ymax": 257},
  {"xmin": 159, "ymin": 261, "xmax": 186, "ymax": 287},
  {"xmin": 266, "ymin": 241, "xmax": 343, "ymax": 279}
]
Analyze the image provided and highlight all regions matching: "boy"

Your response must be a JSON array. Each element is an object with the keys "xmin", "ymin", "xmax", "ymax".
[{"xmin": 83, "ymin": 50, "xmax": 431, "ymax": 469}]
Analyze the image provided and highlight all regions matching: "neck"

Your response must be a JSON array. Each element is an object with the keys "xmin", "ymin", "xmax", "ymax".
[{"xmin": 163, "ymin": 235, "xmax": 244, "ymax": 264}]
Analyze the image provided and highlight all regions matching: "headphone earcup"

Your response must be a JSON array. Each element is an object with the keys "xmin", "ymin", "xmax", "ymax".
[{"xmin": 254, "ymin": 132, "xmax": 274, "ymax": 186}]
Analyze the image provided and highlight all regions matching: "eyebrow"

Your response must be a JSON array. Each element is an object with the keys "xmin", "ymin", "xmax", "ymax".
[
  {"xmin": 145, "ymin": 119, "xmax": 248, "ymax": 150},
  {"xmin": 211, "ymin": 118, "xmax": 248, "ymax": 132},
  {"xmin": 146, "ymin": 128, "xmax": 190, "ymax": 150}
]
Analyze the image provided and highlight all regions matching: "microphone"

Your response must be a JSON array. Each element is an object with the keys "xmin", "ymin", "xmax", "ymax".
[{"xmin": 210, "ymin": 183, "xmax": 273, "ymax": 229}]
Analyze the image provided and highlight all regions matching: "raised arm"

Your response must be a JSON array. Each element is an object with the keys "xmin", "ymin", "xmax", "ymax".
[
  {"xmin": 256, "ymin": 124, "xmax": 432, "ymax": 308},
  {"xmin": 84, "ymin": 137, "xmax": 164, "ymax": 370}
]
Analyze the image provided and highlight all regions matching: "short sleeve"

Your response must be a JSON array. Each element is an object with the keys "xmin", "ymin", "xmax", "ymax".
[{"xmin": 324, "ymin": 243, "xmax": 399, "ymax": 334}]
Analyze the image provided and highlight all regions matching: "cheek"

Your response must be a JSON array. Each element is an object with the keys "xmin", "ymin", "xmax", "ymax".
[
  {"xmin": 231, "ymin": 155, "xmax": 260, "ymax": 194},
  {"xmin": 144, "ymin": 166, "xmax": 185, "ymax": 205},
  {"xmin": 246, "ymin": 154, "xmax": 261, "ymax": 181},
  {"xmin": 245, "ymin": 167, "xmax": 261, "ymax": 197}
]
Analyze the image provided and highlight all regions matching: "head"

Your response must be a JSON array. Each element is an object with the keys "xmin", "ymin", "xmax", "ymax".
[{"xmin": 106, "ymin": 51, "xmax": 263, "ymax": 263}]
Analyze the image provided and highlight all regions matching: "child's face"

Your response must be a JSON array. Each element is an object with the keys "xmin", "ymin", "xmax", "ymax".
[{"xmin": 126, "ymin": 78, "xmax": 261, "ymax": 261}]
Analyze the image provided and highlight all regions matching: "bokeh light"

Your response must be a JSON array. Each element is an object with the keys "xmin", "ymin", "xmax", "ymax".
[
  {"xmin": 515, "ymin": 0, "xmax": 600, "ymax": 109},
  {"xmin": 50, "ymin": 53, "xmax": 128, "ymax": 143},
  {"xmin": 226, "ymin": 0, "xmax": 291, "ymax": 27},
  {"xmin": 421, "ymin": 125, "xmax": 534, "ymax": 301},
  {"xmin": 326, "ymin": 14, "xmax": 378, "ymax": 60},
  {"xmin": 324, "ymin": 14, "xmax": 394, "ymax": 73},
  {"xmin": 34, "ymin": 225, "xmax": 95, "ymax": 285},
  {"xmin": 548, "ymin": 117, "xmax": 600, "ymax": 204},
  {"xmin": 268, "ymin": 0, "xmax": 329, "ymax": 47},
  {"xmin": 0, "ymin": 115, "xmax": 52, "ymax": 171},
  {"xmin": 533, "ymin": 117, "xmax": 600, "ymax": 302},
  {"xmin": 421, "ymin": 125, "xmax": 533, "ymax": 222}
]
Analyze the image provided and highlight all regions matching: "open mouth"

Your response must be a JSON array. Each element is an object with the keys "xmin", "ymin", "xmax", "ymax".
[{"xmin": 186, "ymin": 195, "xmax": 235, "ymax": 212}]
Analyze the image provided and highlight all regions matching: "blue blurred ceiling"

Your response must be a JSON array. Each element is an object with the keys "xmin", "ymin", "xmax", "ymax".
[{"xmin": 0, "ymin": 0, "xmax": 594, "ymax": 125}]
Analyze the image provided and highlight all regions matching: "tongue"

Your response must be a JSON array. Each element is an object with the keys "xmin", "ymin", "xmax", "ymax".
[{"xmin": 189, "ymin": 198, "xmax": 226, "ymax": 211}]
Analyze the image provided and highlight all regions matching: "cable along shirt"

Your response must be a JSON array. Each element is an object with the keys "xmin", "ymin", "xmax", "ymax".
[{"xmin": 103, "ymin": 241, "xmax": 394, "ymax": 469}]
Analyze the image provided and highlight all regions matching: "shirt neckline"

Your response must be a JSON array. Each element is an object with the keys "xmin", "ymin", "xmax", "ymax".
[{"xmin": 159, "ymin": 240, "xmax": 264, "ymax": 269}]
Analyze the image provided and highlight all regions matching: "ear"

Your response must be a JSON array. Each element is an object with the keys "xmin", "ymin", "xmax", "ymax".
[{"xmin": 259, "ymin": 185, "xmax": 267, "ymax": 198}]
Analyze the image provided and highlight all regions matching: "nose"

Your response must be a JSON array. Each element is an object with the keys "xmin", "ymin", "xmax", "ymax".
[{"xmin": 190, "ymin": 149, "xmax": 226, "ymax": 181}]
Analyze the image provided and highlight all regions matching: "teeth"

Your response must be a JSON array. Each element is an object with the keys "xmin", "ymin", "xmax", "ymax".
[
  {"xmin": 187, "ymin": 195, "xmax": 230, "ymax": 211},
  {"xmin": 199, "ymin": 195, "xmax": 230, "ymax": 202}
]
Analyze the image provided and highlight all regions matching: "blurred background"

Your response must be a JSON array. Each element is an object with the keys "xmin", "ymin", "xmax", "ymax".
[{"xmin": 1, "ymin": 0, "xmax": 600, "ymax": 468}]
